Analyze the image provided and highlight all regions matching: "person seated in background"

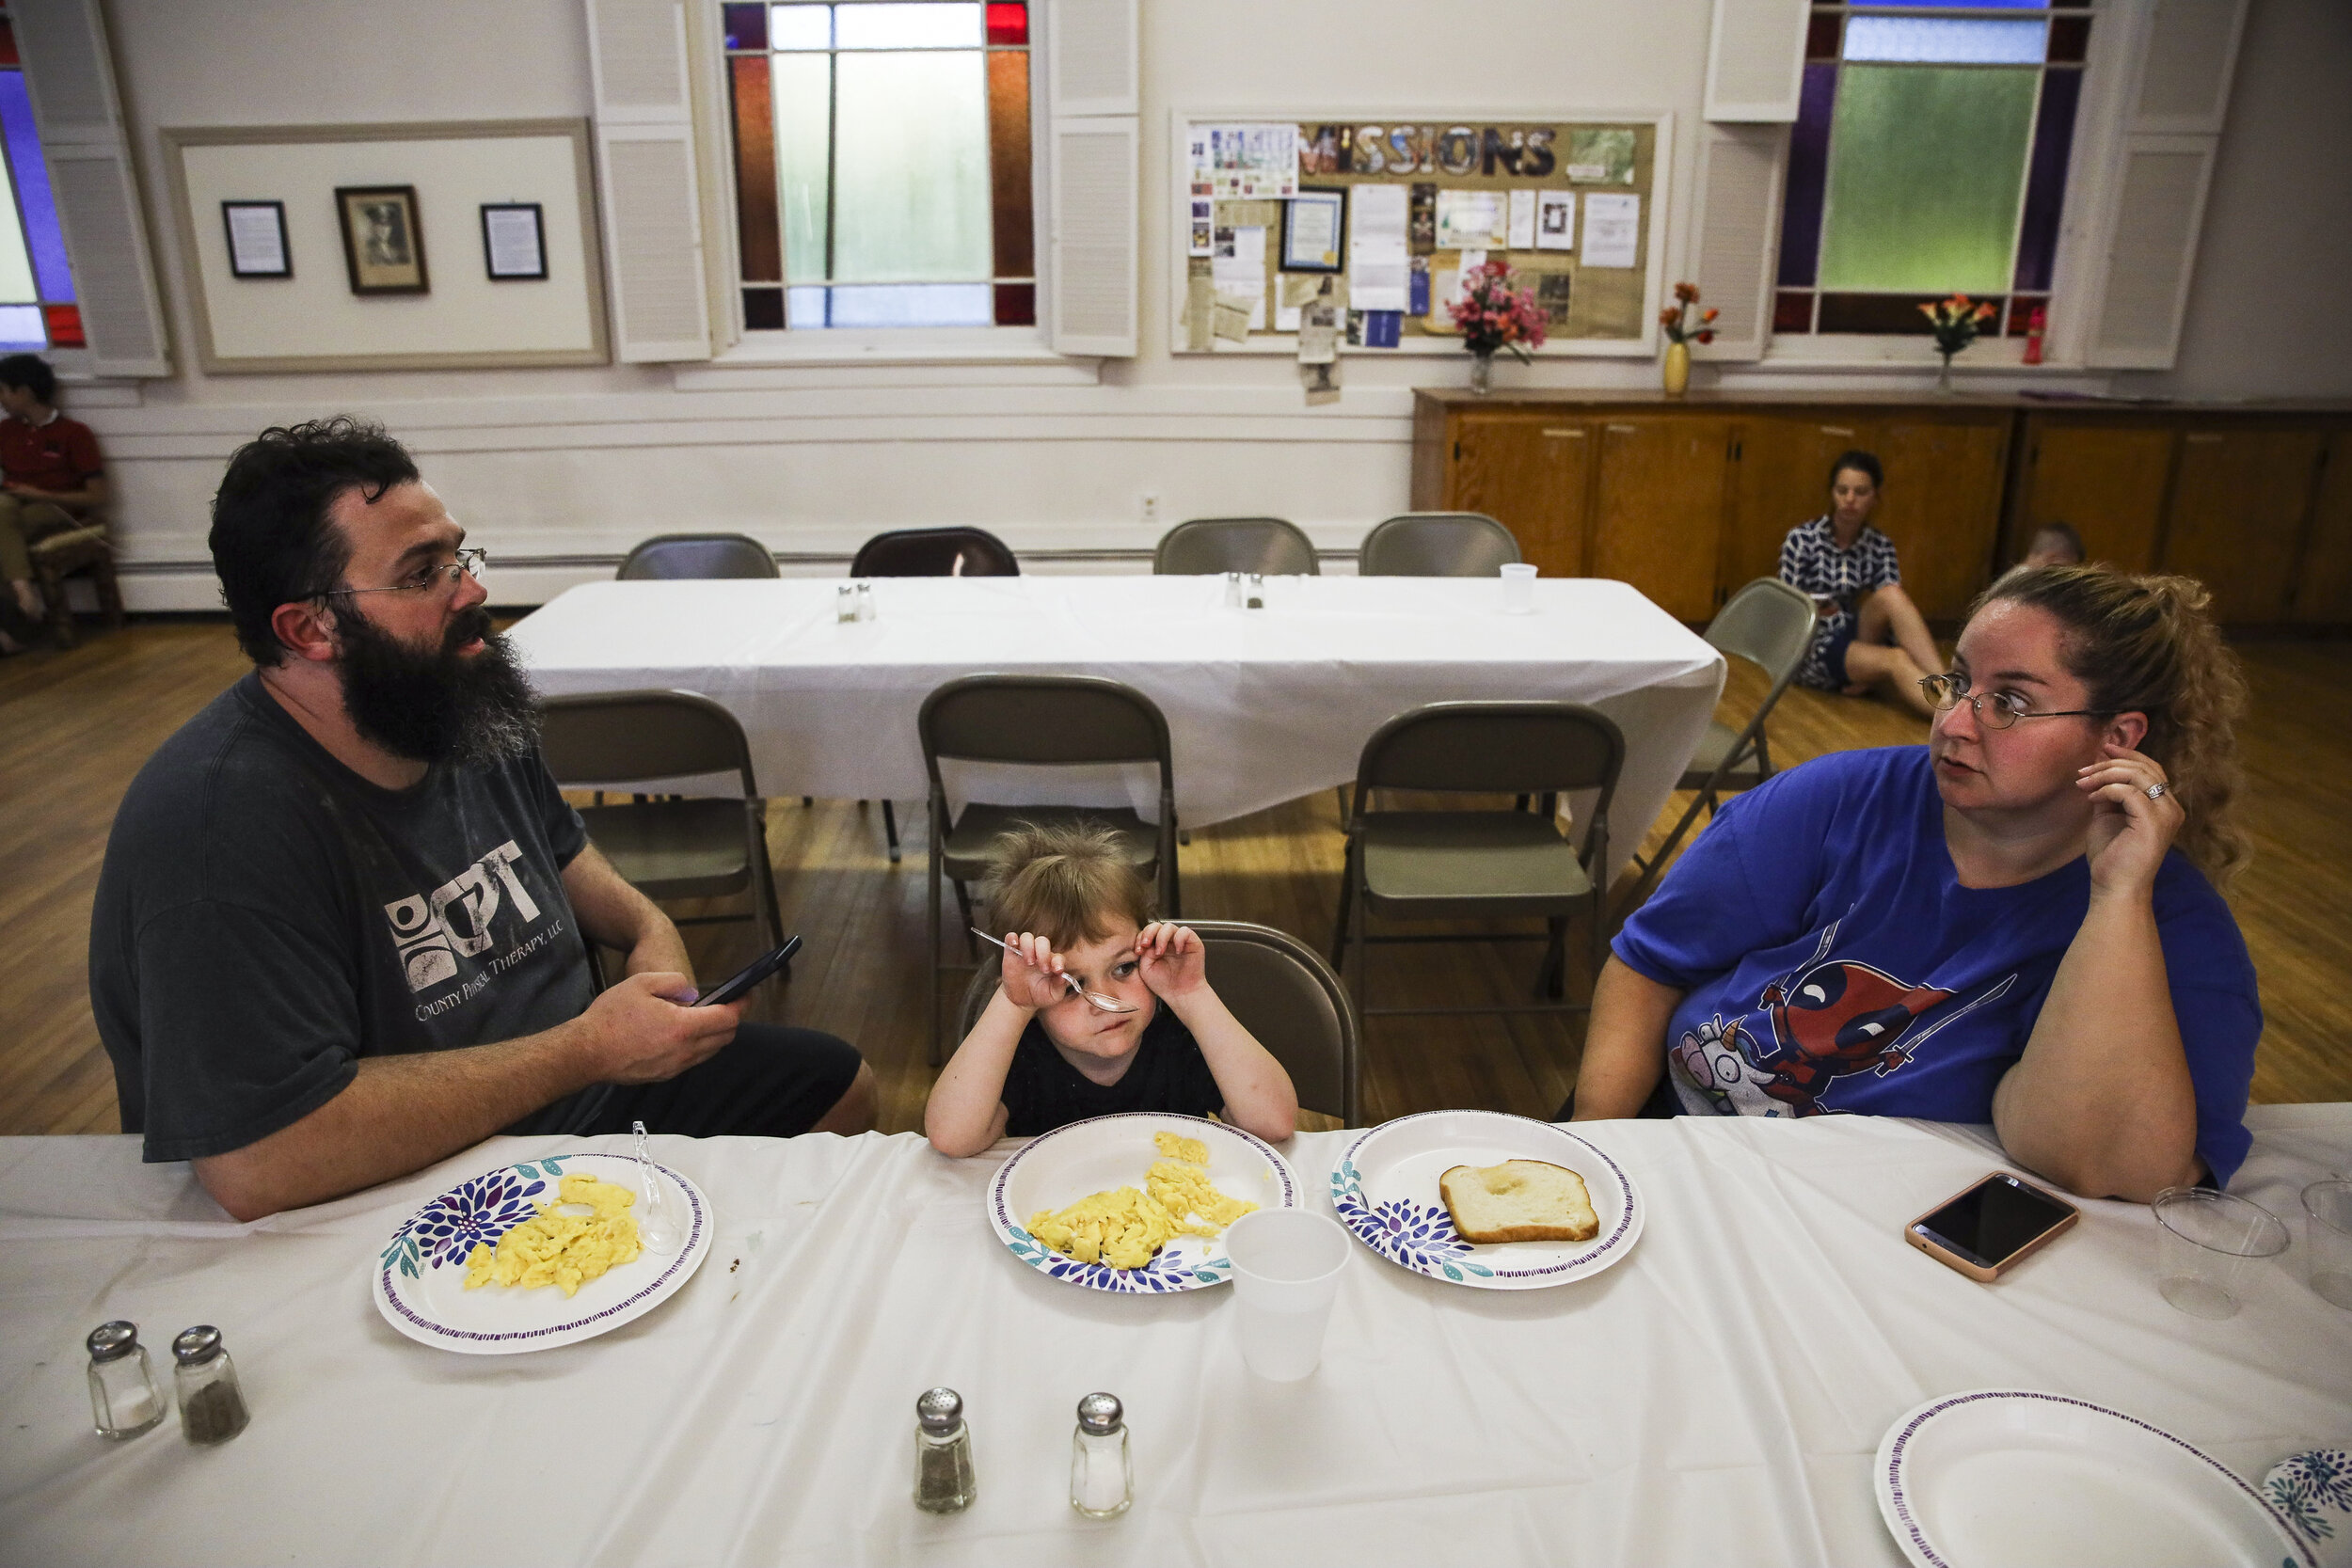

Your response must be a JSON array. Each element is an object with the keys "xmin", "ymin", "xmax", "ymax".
[
  {"xmin": 2021, "ymin": 520, "xmax": 2087, "ymax": 570},
  {"xmin": 1566, "ymin": 564, "xmax": 2259, "ymax": 1202},
  {"xmin": 90, "ymin": 417, "xmax": 873, "ymax": 1221},
  {"xmin": 925, "ymin": 822, "xmax": 1296, "ymax": 1156},
  {"xmin": 1778, "ymin": 450, "xmax": 1945, "ymax": 719},
  {"xmin": 0, "ymin": 353, "xmax": 107, "ymax": 653}
]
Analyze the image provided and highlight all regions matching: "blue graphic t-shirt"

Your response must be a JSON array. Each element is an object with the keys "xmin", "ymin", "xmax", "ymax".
[{"xmin": 1614, "ymin": 746, "xmax": 2259, "ymax": 1184}]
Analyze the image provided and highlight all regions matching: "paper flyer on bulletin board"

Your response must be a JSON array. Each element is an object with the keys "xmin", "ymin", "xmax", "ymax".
[{"xmin": 1175, "ymin": 112, "xmax": 1670, "ymax": 356}]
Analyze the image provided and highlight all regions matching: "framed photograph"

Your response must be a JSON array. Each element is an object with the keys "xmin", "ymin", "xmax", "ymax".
[
  {"xmin": 335, "ymin": 184, "xmax": 429, "ymax": 295},
  {"xmin": 220, "ymin": 200, "xmax": 291, "ymax": 278},
  {"xmin": 480, "ymin": 201, "xmax": 547, "ymax": 281},
  {"xmin": 1281, "ymin": 185, "xmax": 1346, "ymax": 274}
]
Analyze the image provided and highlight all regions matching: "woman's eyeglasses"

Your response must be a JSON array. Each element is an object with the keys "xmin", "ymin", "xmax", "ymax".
[
  {"xmin": 1918, "ymin": 672, "xmax": 2116, "ymax": 730},
  {"xmin": 326, "ymin": 547, "xmax": 487, "ymax": 600}
]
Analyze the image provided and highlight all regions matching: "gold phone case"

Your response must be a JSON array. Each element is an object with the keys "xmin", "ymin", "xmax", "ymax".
[{"xmin": 1905, "ymin": 1172, "xmax": 2079, "ymax": 1283}]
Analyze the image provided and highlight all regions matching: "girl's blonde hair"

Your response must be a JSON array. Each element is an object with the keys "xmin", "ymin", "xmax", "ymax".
[
  {"xmin": 981, "ymin": 820, "xmax": 1154, "ymax": 950},
  {"xmin": 1969, "ymin": 564, "xmax": 2251, "ymax": 888}
]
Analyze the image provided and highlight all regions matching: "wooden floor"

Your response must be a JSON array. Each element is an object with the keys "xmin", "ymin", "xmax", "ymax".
[{"xmin": 5, "ymin": 617, "xmax": 2348, "ymax": 1138}]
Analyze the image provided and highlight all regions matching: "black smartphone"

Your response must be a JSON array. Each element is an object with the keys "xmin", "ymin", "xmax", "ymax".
[
  {"xmin": 693, "ymin": 935, "xmax": 803, "ymax": 1007},
  {"xmin": 1906, "ymin": 1171, "xmax": 2080, "ymax": 1282}
]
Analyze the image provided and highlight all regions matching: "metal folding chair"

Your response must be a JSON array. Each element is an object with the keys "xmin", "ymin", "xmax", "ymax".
[
  {"xmin": 1153, "ymin": 516, "xmax": 1319, "ymax": 576},
  {"xmin": 1358, "ymin": 513, "xmax": 1520, "ymax": 577},
  {"xmin": 616, "ymin": 533, "xmax": 778, "ymax": 580}
]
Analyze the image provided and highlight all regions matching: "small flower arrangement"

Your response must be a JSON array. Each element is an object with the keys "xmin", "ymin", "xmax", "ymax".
[
  {"xmin": 1921, "ymin": 293, "xmax": 1999, "ymax": 377},
  {"xmin": 1447, "ymin": 260, "xmax": 1549, "ymax": 363},
  {"xmin": 1660, "ymin": 281, "xmax": 1717, "ymax": 345}
]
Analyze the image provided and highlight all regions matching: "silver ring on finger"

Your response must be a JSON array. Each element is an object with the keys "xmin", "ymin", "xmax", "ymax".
[{"xmin": 2144, "ymin": 782, "xmax": 2167, "ymax": 800}]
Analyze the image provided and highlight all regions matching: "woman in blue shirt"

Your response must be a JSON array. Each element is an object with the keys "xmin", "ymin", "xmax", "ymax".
[{"xmin": 1571, "ymin": 564, "xmax": 2260, "ymax": 1200}]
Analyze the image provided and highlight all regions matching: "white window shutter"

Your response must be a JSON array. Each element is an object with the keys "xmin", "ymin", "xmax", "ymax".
[
  {"xmin": 2084, "ymin": 136, "xmax": 2216, "ymax": 369},
  {"xmin": 583, "ymin": 0, "xmax": 709, "ymax": 361},
  {"xmin": 1047, "ymin": 0, "xmax": 1138, "ymax": 118},
  {"xmin": 2132, "ymin": 0, "xmax": 2248, "ymax": 135},
  {"xmin": 1705, "ymin": 0, "xmax": 1810, "ymax": 122},
  {"xmin": 1042, "ymin": 0, "xmax": 1137, "ymax": 357},
  {"xmin": 1689, "ymin": 124, "xmax": 1784, "ymax": 360},
  {"xmin": 10, "ymin": 0, "xmax": 169, "ymax": 375}
]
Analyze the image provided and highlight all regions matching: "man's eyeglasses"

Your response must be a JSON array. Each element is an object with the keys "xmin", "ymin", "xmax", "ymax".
[
  {"xmin": 1918, "ymin": 672, "xmax": 2116, "ymax": 730},
  {"xmin": 325, "ymin": 547, "xmax": 487, "ymax": 600}
]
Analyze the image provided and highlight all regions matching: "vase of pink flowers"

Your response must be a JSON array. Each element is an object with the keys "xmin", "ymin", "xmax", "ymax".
[
  {"xmin": 1448, "ymin": 260, "xmax": 1547, "ymax": 394},
  {"xmin": 1658, "ymin": 281, "xmax": 1717, "ymax": 398},
  {"xmin": 1921, "ymin": 293, "xmax": 1998, "ymax": 392}
]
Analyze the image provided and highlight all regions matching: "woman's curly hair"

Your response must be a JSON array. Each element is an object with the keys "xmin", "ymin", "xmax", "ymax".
[{"xmin": 1970, "ymin": 564, "xmax": 2251, "ymax": 888}]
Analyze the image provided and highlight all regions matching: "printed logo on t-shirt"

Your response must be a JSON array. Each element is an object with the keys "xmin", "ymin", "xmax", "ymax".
[
  {"xmin": 383, "ymin": 839, "xmax": 544, "ymax": 992},
  {"xmin": 1669, "ymin": 919, "xmax": 2015, "ymax": 1117}
]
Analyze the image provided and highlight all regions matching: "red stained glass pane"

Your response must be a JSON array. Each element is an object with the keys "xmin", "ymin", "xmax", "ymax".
[
  {"xmin": 986, "ymin": 48, "xmax": 1033, "ymax": 279},
  {"xmin": 42, "ymin": 303, "xmax": 82, "ymax": 347},
  {"xmin": 722, "ymin": 3, "xmax": 767, "ymax": 51},
  {"xmin": 1818, "ymin": 293, "xmax": 2004, "ymax": 335},
  {"xmin": 1805, "ymin": 11, "xmax": 1840, "ymax": 60},
  {"xmin": 730, "ymin": 55, "xmax": 782, "ymax": 283},
  {"xmin": 742, "ymin": 288, "xmax": 785, "ymax": 331},
  {"xmin": 986, "ymin": 3, "xmax": 1026, "ymax": 46},
  {"xmin": 1774, "ymin": 291, "xmax": 1815, "ymax": 334},
  {"xmin": 0, "ymin": 23, "xmax": 16, "ymax": 69},
  {"xmin": 2047, "ymin": 15, "xmax": 2089, "ymax": 62},
  {"xmin": 993, "ymin": 282, "xmax": 1035, "ymax": 325},
  {"xmin": 2008, "ymin": 295, "xmax": 2044, "ymax": 336}
]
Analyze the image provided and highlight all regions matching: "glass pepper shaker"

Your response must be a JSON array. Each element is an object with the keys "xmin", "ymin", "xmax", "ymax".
[
  {"xmin": 86, "ymin": 1321, "xmax": 167, "ymax": 1440},
  {"xmin": 1070, "ymin": 1391, "xmax": 1133, "ymax": 1518},
  {"xmin": 913, "ymin": 1386, "xmax": 977, "ymax": 1514},
  {"xmin": 1246, "ymin": 573, "xmax": 1265, "ymax": 610},
  {"xmin": 171, "ymin": 1326, "xmax": 250, "ymax": 1446},
  {"xmin": 835, "ymin": 583, "xmax": 857, "ymax": 623}
]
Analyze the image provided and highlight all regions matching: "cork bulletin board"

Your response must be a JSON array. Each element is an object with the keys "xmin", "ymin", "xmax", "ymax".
[{"xmin": 1169, "ymin": 110, "xmax": 1672, "ymax": 357}]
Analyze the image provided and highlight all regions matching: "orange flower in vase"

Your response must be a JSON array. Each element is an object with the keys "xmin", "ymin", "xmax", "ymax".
[{"xmin": 1922, "ymin": 293, "xmax": 1996, "ymax": 392}]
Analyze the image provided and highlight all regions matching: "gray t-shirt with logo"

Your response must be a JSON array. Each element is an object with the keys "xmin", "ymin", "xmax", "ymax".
[{"xmin": 90, "ymin": 672, "xmax": 607, "ymax": 1163}]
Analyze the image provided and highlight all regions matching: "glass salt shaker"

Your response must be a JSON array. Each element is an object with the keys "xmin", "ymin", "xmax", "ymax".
[
  {"xmin": 854, "ymin": 580, "xmax": 876, "ymax": 622},
  {"xmin": 1070, "ymin": 1391, "xmax": 1133, "ymax": 1518},
  {"xmin": 835, "ymin": 583, "xmax": 857, "ymax": 623},
  {"xmin": 86, "ymin": 1321, "xmax": 167, "ymax": 1440},
  {"xmin": 913, "ymin": 1386, "xmax": 977, "ymax": 1513},
  {"xmin": 171, "ymin": 1326, "xmax": 250, "ymax": 1446},
  {"xmin": 1221, "ymin": 570, "xmax": 1244, "ymax": 609}
]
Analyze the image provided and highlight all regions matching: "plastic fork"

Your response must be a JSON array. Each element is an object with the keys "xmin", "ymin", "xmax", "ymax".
[{"xmin": 630, "ymin": 1119, "xmax": 685, "ymax": 1255}]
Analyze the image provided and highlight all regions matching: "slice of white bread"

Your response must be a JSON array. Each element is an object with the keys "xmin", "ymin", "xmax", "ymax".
[{"xmin": 1439, "ymin": 1160, "xmax": 1598, "ymax": 1244}]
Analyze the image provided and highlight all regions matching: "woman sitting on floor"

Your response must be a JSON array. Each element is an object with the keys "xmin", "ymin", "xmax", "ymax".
[
  {"xmin": 1779, "ymin": 450, "xmax": 1946, "ymax": 718},
  {"xmin": 1567, "ymin": 564, "xmax": 2260, "ymax": 1201}
]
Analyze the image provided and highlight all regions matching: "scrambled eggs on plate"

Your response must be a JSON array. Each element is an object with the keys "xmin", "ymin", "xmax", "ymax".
[
  {"xmin": 465, "ymin": 1171, "xmax": 643, "ymax": 1298},
  {"xmin": 1026, "ymin": 1130, "xmax": 1258, "ymax": 1269}
]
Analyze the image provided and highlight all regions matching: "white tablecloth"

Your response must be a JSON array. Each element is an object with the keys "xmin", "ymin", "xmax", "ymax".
[
  {"xmin": 4, "ymin": 1109, "xmax": 2346, "ymax": 1566},
  {"xmin": 506, "ymin": 576, "xmax": 1725, "ymax": 879}
]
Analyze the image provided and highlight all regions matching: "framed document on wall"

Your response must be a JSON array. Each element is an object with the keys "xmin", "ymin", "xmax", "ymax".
[
  {"xmin": 336, "ymin": 184, "xmax": 429, "ymax": 295},
  {"xmin": 480, "ymin": 202, "xmax": 547, "ymax": 280},
  {"xmin": 221, "ymin": 201, "xmax": 290, "ymax": 277}
]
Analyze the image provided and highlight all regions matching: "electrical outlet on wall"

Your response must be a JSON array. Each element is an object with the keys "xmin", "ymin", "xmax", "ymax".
[{"xmin": 1140, "ymin": 493, "xmax": 1161, "ymax": 525}]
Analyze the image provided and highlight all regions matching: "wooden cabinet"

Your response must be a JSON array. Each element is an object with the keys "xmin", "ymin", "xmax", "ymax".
[
  {"xmin": 2292, "ymin": 434, "xmax": 2352, "ymax": 624},
  {"xmin": 1410, "ymin": 391, "xmax": 2352, "ymax": 627},
  {"xmin": 2012, "ymin": 420, "xmax": 2176, "ymax": 572},
  {"xmin": 2163, "ymin": 428, "xmax": 2330, "ymax": 623},
  {"xmin": 1442, "ymin": 412, "xmax": 1592, "ymax": 578},
  {"xmin": 1590, "ymin": 417, "xmax": 1731, "ymax": 620}
]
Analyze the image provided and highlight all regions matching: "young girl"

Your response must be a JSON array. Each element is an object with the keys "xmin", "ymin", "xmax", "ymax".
[
  {"xmin": 1777, "ymin": 450, "xmax": 1944, "ymax": 718},
  {"xmin": 923, "ymin": 822, "xmax": 1297, "ymax": 1157}
]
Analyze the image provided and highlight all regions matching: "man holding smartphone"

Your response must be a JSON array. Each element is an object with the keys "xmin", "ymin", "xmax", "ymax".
[{"xmin": 89, "ymin": 420, "xmax": 873, "ymax": 1222}]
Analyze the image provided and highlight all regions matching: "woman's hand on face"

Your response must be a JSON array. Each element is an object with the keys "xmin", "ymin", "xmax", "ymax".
[
  {"xmin": 1135, "ymin": 922, "xmax": 1206, "ymax": 1002},
  {"xmin": 2078, "ymin": 742, "xmax": 2183, "ymax": 899},
  {"xmin": 996, "ymin": 931, "xmax": 1074, "ymax": 1012}
]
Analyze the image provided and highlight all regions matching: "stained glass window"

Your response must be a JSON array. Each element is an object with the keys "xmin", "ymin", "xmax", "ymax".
[
  {"xmin": 723, "ymin": 1, "xmax": 1035, "ymax": 331},
  {"xmin": 1774, "ymin": 0, "xmax": 2091, "ymax": 340},
  {"xmin": 0, "ymin": 11, "xmax": 79, "ymax": 352}
]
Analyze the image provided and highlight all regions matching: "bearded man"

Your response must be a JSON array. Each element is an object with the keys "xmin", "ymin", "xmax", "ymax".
[{"xmin": 90, "ymin": 419, "xmax": 872, "ymax": 1220}]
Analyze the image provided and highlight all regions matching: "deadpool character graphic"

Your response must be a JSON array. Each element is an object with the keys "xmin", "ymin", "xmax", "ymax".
[{"xmin": 1750, "ymin": 921, "xmax": 2016, "ymax": 1116}]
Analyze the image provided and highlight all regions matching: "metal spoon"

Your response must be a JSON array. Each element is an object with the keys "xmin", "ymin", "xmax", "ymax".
[
  {"xmin": 968, "ymin": 927, "xmax": 1139, "ymax": 1012},
  {"xmin": 630, "ymin": 1119, "xmax": 684, "ymax": 1255}
]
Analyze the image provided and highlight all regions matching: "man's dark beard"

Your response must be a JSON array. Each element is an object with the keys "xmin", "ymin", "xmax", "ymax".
[{"xmin": 334, "ymin": 600, "xmax": 541, "ymax": 769}]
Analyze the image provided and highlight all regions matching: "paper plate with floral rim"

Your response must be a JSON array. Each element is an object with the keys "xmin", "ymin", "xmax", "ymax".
[
  {"xmin": 372, "ymin": 1151, "xmax": 711, "ymax": 1354},
  {"xmin": 989, "ymin": 1113, "xmax": 1301, "ymax": 1294},
  {"xmin": 1328, "ymin": 1110, "xmax": 1641, "ymax": 1290}
]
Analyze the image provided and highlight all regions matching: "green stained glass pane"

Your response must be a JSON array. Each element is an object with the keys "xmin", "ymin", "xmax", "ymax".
[
  {"xmin": 1818, "ymin": 65, "xmax": 2036, "ymax": 295},
  {"xmin": 771, "ymin": 53, "xmax": 832, "ymax": 282},
  {"xmin": 830, "ymin": 51, "xmax": 990, "ymax": 281}
]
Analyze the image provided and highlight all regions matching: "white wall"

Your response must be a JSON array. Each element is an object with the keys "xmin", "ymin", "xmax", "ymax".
[{"xmin": 80, "ymin": 0, "xmax": 2352, "ymax": 608}]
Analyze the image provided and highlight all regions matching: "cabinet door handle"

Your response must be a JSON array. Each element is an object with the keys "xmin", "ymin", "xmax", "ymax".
[
  {"xmin": 1605, "ymin": 423, "xmax": 1638, "ymax": 434},
  {"xmin": 1820, "ymin": 425, "xmax": 1855, "ymax": 436},
  {"xmin": 2186, "ymin": 433, "xmax": 2223, "ymax": 444},
  {"xmin": 1541, "ymin": 427, "xmax": 1586, "ymax": 438}
]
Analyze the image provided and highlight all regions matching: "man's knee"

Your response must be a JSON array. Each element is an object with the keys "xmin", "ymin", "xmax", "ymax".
[{"xmin": 812, "ymin": 1060, "xmax": 877, "ymax": 1136}]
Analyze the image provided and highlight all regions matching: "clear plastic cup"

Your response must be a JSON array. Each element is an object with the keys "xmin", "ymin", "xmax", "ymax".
[
  {"xmin": 2153, "ymin": 1186, "xmax": 2288, "ymax": 1320},
  {"xmin": 1501, "ymin": 562, "xmax": 1538, "ymax": 614},
  {"xmin": 1224, "ymin": 1209, "xmax": 1350, "ymax": 1382},
  {"xmin": 2302, "ymin": 1180, "xmax": 2352, "ymax": 1310}
]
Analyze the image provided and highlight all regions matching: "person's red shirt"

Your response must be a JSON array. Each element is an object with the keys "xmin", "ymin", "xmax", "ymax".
[{"xmin": 0, "ymin": 410, "xmax": 103, "ymax": 496}]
